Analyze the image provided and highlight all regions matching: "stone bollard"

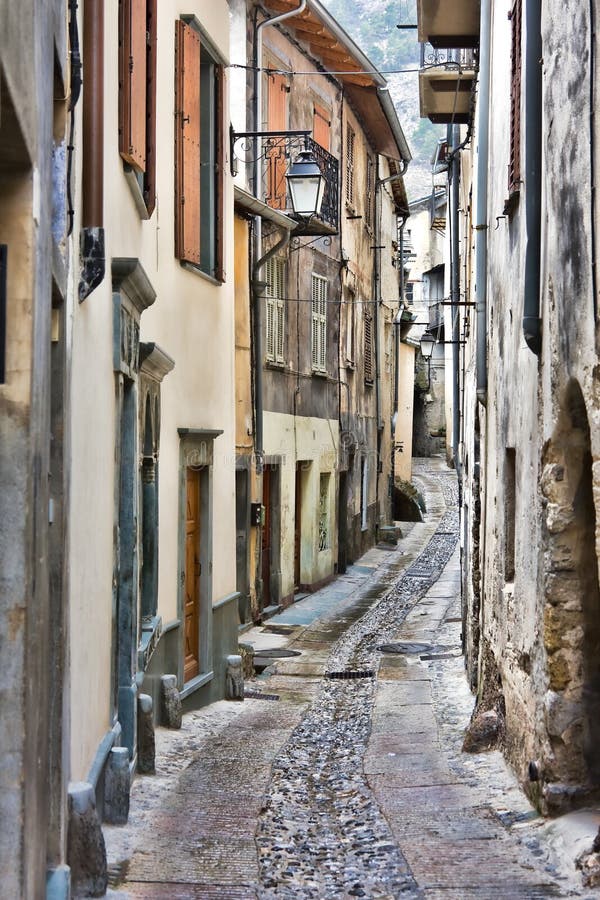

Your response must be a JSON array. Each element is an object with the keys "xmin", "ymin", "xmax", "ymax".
[
  {"xmin": 161, "ymin": 674, "xmax": 182, "ymax": 728},
  {"xmin": 67, "ymin": 782, "xmax": 107, "ymax": 898},
  {"xmin": 103, "ymin": 746, "xmax": 130, "ymax": 825},
  {"xmin": 239, "ymin": 641, "xmax": 255, "ymax": 679},
  {"xmin": 137, "ymin": 693, "xmax": 156, "ymax": 774},
  {"xmin": 226, "ymin": 654, "xmax": 244, "ymax": 701}
]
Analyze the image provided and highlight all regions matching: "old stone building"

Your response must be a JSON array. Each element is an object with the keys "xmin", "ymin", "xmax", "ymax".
[
  {"xmin": 231, "ymin": 0, "xmax": 411, "ymax": 619},
  {"xmin": 0, "ymin": 2, "xmax": 71, "ymax": 896},
  {"xmin": 418, "ymin": 0, "xmax": 600, "ymax": 814}
]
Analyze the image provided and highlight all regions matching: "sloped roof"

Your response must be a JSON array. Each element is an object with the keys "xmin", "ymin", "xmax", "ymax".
[{"xmin": 261, "ymin": 0, "xmax": 412, "ymax": 164}]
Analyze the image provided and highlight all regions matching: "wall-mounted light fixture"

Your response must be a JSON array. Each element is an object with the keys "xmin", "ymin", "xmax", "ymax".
[
  {"xmin": 285, "ymin": 148, "xmax": 325, "ymax": 219},
  {"xmin": 420, "ymin": 332, "xmax": 436, "ymax": 391}
]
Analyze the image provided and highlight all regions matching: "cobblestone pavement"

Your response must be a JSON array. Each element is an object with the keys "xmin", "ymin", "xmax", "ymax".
[{"xmin": 105, "ymin": 459, "xmax": 593, "ymax": 899}]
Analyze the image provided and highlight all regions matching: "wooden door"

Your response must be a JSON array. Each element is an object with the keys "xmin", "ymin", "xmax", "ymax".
[
  {"xmin": 261, "ymin": 466, "xmax": 272, "ymax": 608},
  {"xmin": 184, "ymin": 467, "xmax": 201, "ymax": 682},
  {"xmin": 294, "ymin": 465, "xmax": 302, "ymax": 589}
]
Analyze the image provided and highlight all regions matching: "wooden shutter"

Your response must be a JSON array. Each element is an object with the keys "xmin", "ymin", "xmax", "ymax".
[
  {"xmin": 144, "ymin": 0, "xmax": 157, "ymax": 215},
  {"xmin": 175, "ymin": 20, "xmax": 201, "ymax": 265},
  {"xmin": 311, "ymin": 275, "xmax": 327, "ymax": 373},
  {"xmin": 365, "ymin": 154, "xmax": 374, "ymax": 229},
  {"xmin": 266, "ymin": 257, "xmax": 285, "ymax": 363},
  {"xmin": 119, "ymin": 0, "xmax": 147, "ymax": 171},
  {"xmin": 364, "ymin": 308, "xmax": 373, "ymax": 383},
  {"xmin": 345, "ymin": 126, "xmax": 355, "ymax": 207},
  {"xmin": 267, "ymin": 73, "xmax": 288, "ymax": 210},
  {"xmin": 508, "ymin": 0, "xmax": 522, "ymax": 194},
  {"xmin": 313, "ymin": 104, "xmax": 330, "ymax": 151}
]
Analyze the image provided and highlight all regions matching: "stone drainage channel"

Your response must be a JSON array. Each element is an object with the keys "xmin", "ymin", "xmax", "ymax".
[{"xmin": 255, "ymin": 471, "xmax": 459, "ymax": 899}]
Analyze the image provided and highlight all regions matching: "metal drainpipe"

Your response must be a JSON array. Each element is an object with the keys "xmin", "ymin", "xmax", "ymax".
[
  {"xmin": 449, "ymin": 123, "xmax": 462, "ymax": 478},
  {"xmin": 375, "ymin": 163, "xmax": 409, "ymax": 528},
  {"xmin": 522, "ymin": 0, "xmax": 543, "ymax": 354},
  {"xmin": 252, "ymin": 1, "xmax": 306, "ymax": 471},
  {"xmin": 475, "ymin": 0, "xmax": 491, "ymax": 405}
]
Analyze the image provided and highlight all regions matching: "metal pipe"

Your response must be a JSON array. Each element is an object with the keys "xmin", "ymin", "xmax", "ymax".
[
  {"xmin": 522, "ymin": 0, "xmax": 543, "ymax": 354},
  {"xmin": 252, "ymin": 1, "xmax": 306, "ymax": 471},
  {"xmin": 82, "ymin": 0, "xmax": 104, "ymax": 227},
  {"xmin": 449, "ymin": 123, "xmax": 462, "ymax": 475},
  {"xmin": 475, "ymin": 0, "xmax": 491, "ymax": 405}
]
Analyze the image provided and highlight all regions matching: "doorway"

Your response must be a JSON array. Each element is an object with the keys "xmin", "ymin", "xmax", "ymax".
[
  {"xmin": 184, "ymin": 467, "xmax": 201, "ymax": 682},
  {"xmin": 262, "ymin": 464, "xmax": 279, "ymax": 609}
]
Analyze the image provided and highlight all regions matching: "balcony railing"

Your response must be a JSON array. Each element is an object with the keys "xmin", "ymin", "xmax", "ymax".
[
  {"xmin": 420, "ymin": 44, "xmax": 476, "ymax": 69},
  {"xmin": 418, "ymin": 43, "xmax": 476, "ymax": 124},
  {"xmin": 262, "ymin": 136, "xmax": 339, "ymax": 235}
]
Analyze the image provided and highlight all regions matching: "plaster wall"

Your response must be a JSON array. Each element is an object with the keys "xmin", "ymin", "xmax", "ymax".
[
  {"xmin": 68, "ymin": 0, "xmax": 236, "ymax": 781},
  {"xmin": 395, "ymin": 342, "xmax": 416, "ymax": 481},
  {"xmin": 461, "ymin": 0, "xmax": 600, "ymax": 809},
  {"xmin": 264, "ymin": 411, "xmax": 338, "ymax": 597}
]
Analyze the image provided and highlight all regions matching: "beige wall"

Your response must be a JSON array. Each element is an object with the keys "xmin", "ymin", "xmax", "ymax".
[
  {"xmin": 68, "ymin": 0, "xmax": 235, "ymax": 781},
  {"xmin": 395, "ymin": 342, "xmax": 416, "ymax": 481},
  {"xmin": 264, "ymin": 412, "xmax": 339, "ymax": 598}
]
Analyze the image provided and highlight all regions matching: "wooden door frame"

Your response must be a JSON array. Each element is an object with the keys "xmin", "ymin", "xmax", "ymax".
[
  {"xmin": 262, "ymin": 457, "xmax": 281, "ymax": 608},
  {"xmin": 177, "ymin": 429, "xmax": 222, "ymax": 694}
]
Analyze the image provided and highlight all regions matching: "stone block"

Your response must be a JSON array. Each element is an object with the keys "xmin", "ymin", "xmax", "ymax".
[
  {"xmin": 544, "ymin": 690, "xmax": 583, "ymax": 738},
  {"xmin": 547, "ymin": 651, "xmax": 572, "ymax": 691},
  {"xmin": 226, "ymin": 654, "xmax": 244, "ymax": 701},
  {"xmin": 103, "ymin": 746, "xmax": 130, "ymax": 825},
  {"xmin": 545, "ymin": 501, "xmax": 575, "ymax": 534},
  {"xmin": 239, "ymin": 641, "xmax": 255, "ymax": 679},
  {"xmin": 544, "ymin": 605, "xmax": 584, "ymax": 654},
  {"xmin": 545, "ymin": 572, "xmax": 582, "ymax": 607},
  {"xmin": 161, "ymin": 674, "xmax": 182, "ymax": 728},
  {"xmin": 67, "ymin": 782, "xmax": 107, "ymax": 898},
  {"xmin": 137, "ymin": 692, "xmax": 156, "ymax": 774},
  {"xmin": 462, "ymin": 709, "xmax": 500, "ymax": 752}
]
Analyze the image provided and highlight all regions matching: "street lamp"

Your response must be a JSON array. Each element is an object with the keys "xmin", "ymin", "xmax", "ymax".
[
  {"xmin": 420, "ymin": 332, "xmax": 436, "ymax": 391},
  {"xmin": 286, "ymin": 149, "xmax": 326, "ymax": 219}
]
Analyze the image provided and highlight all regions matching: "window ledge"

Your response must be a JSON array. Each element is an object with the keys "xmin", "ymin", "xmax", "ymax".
[
  {"xmin": 265, "ymin": 360, "xmax": 286, "ymax": 370},
  {"xmin": 180, "ymin": 261, "xmax": 222, "ymax": 286},
  {"xmin": 312, "ymin": 368, "xmax": 328, "ymax": 378}
]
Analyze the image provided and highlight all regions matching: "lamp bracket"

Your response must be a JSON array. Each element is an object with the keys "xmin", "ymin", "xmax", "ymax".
[{"xmin": 229, "ymin": 127, "xmax": 311, "ymax": 176}]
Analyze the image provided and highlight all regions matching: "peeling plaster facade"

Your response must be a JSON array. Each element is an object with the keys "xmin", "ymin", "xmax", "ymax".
[{"xmin": 456, "ymin": 0, "xmax": 600, "ymax": 815}]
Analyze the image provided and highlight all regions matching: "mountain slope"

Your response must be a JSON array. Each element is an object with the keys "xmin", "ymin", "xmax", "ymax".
[{"xmin": 322, "ymin": 0, "xmax": 444, "ymax": 200}]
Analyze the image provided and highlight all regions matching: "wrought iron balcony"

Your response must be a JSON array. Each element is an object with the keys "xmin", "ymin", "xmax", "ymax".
[
  {"xmin": 418, "ymin": 44, "xmax": 476, "ymax": 124},
  {"xmin": 261, "ymin": 136, "xmax": 338, "ymax": 235}
]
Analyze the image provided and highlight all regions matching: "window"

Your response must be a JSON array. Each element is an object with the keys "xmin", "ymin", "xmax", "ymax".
[
  {"xmin": 313, "ymin": 104, "xmax": 331, "ymax": 151},
  {"xmin": 318, "ymin": 473, "xmax": 331, "ymax": 551},
  {"xmin": 265, "ymin": 257, "xmax": 286, "ymax": 365},
  {"xmin": 345, "ymin": 125, "xmax": 355, "ymax": 208},
  {"xmin": 175, "ymin": 19, "xmax": 225, "ymax": 280},
  {"xmin": 311, "ymin": 274, "xmax": 327, "ymax": 373},
  {"xmin": 365, "ymin": 153, "xmax": 375, "ymax": 230},
  {"xmin": 266, "ymin": 73, "xmax": 288, "ymax": 210},
  {"xmin": 364, "ymin": 306, "xmax": 374, "ymax": 384},
  {"xmin": 508, "ymin": 0, "xmax": 522, "ymax": 196},
  {"xmin": 119, "ymin": 0, "xmax": 157, "ymax": 216}
]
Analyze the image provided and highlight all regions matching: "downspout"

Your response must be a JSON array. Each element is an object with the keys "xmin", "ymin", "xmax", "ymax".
[
  {"xmin": 475, "ymin": 0, "xmax": 491, "ymax": 405},
  {"xmin": 375, "ymin": 162, "xmax": 409, "ymax": 526},
  {"xmin": 252, "ymin": 0, "xmax": 307, "ymax": 471},
  {"xmin": 79, "ymin": 0, "xmax": 106, "ymax": 301},
  {"xmin": 449, "ymin": 123, "xmax": 462, "ymax": 477},
  {"xmin": 394, "ymin": 213, "xmax": 409, "ymax": 422},
  {"xmin": 522, "ymin": 0, "xmax": 543, "ymax": 354}
]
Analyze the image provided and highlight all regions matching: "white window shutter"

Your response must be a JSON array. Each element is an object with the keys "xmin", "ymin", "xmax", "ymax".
[
  {"xmin": 276, "ymin": 299, "xmax": 285, "ymax": 363},
  {"xmin": 311, "ymin": 274, "xmax": 328, "ymax": 373},
  {"xmin": 265, "ymin": 256, "xmax": 286, "ymax": 364},
  {"xmin": 266, "ymin": 297, "xmax": 275, "ymax": 360}
]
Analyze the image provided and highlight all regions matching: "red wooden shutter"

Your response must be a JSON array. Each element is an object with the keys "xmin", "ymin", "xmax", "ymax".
[
  {"xmin": 119, "ymin": 0, "xmax": 147, "ymax": 171},
  {"xmin": 313, "ymin": 104, "xmax": 330, "ymax": 151},
  {"xmin": 508, "ymin": 0, "xmax": 522, "ymax": 194},
  {"xmin": 267, "ymin": 73, "xmax": 288, "ymax": 209},
  {"xmin": 144, "ymin": 0, "xmax": 157, "ymax": 215},
  {"xmin": 175, "ymin": 20, "xmax": 201, "ymax": 265}
]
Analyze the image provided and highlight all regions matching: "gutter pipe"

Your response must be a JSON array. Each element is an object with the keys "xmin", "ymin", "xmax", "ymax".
[
  {"xmin": 475, "ymin": 0, "xmax": 491, "ymax": 405},
  {"xmin": 252, "ymin": 1, "xmax": 306, "ymax": 470},
  {"xmin": 522, "ymin": 0, "xmax": 543, "ymax": 354},
  {"xmin": 449, "ymin": 123, "xmax": 462, "ymax": 476}
]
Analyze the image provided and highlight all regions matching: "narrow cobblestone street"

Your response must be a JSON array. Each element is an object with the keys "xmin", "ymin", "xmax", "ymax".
[{"xmin": 105, "ymin": 461, "xmax": 592, "ymax": 899}]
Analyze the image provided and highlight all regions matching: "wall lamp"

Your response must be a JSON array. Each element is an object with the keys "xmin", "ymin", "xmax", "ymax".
[
  {"xmin": 420, "ymin": 332, "xmax": 436, "ymax": 391},
  {"xmin": 285, "ymin": 148, "xmax": 326, "ymax": 219}
]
